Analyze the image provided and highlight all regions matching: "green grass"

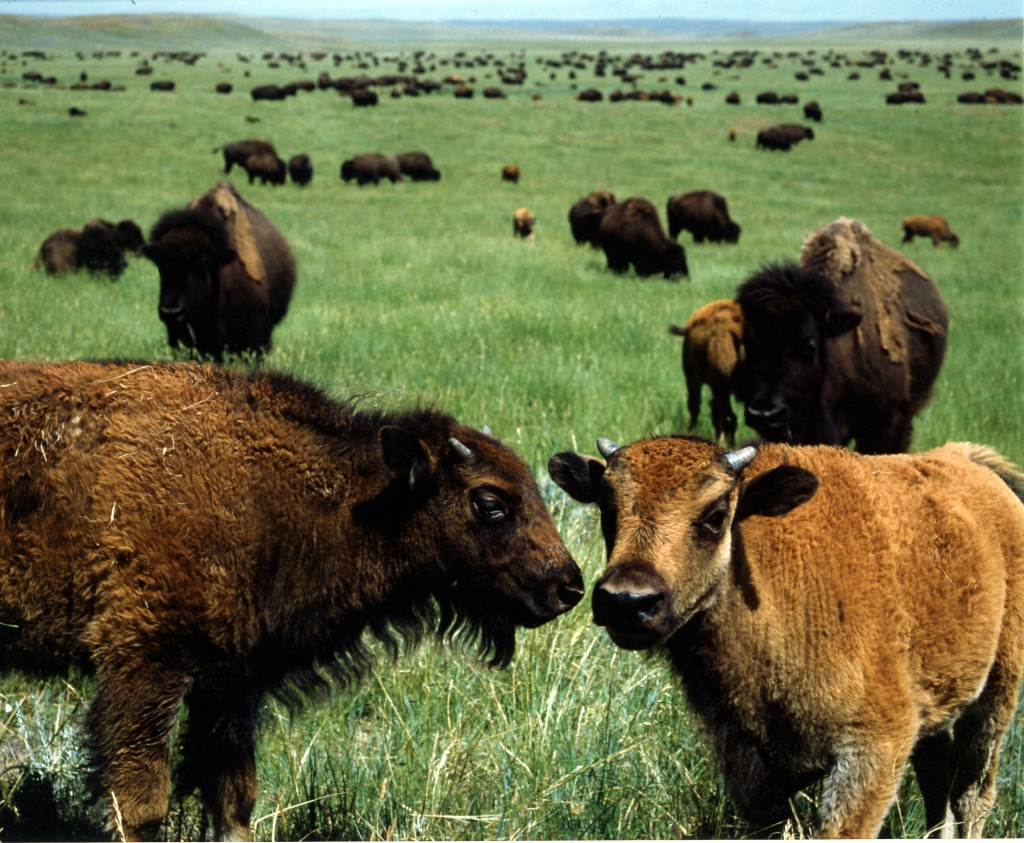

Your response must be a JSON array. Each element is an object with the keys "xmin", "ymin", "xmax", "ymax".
[{"xmin": 0, "ymin": 16, "xmax": 1022, "ymax": 840}]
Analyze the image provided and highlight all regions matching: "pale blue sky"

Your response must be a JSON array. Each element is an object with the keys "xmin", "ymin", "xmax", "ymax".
[{"xmin": 0, "ymin": 0, "xmax": 1020, "ymax": 22}]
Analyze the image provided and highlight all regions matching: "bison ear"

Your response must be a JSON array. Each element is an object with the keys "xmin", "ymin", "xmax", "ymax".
[
  {"xmin": 379, "ymin": 425, "xmax": 433, "ymax": 495},
  {"xmin": 548, "ymin": 452, "xmax": 605, "ymax": 503},
  {"xmin": 734, "ymin": 465, "xmax": 818, "ymax": 523},
  {"xmin": 824, "ymin": 309, "xmax": 861, "ymax": 338}
]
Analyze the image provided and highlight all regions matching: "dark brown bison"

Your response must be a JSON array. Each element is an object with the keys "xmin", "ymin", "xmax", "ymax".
[
  {"xmin": 668, "ymin": 299, "xmax": 744, "ymax": 445},
  {"xmin": 513, "ymin": 207, "xmax": 536, "ymax": 240},
  {"xmin": 288, "ymin": 153, "xmax": 313, "ymax": 186},
  {"xmin": 33, "ymin": 218, "xmax": 139, "ymax": 278},
  {"xmin": 549, "ymin": 435, "xmax": 1024, "ymax": 838},
  {"xmin": 756, "ymin": 123, "xmax": 814, "ymax": 151},
  {"xmin": 501, "ymin": 163, "xmax": 521, "ymax": 183},
  {"xmin": 803, "ymin": 99, "xmax": 823, "ymax": 121},
  {"xmin": 736, "ymin": 217, "xmax": 948, "ymax": 453},
  {"xmin": 350, "ymin": 86, "xmax": 379, "ymax": 106},
  {"xmin": 568, "ymin": 189, "xmax": 617, "ymax": 248},
  {"xmin": 666, "ymin": 190, "xmax": 741, "ymax": 244},
  {"xmin": 0, "ymin": 359, "xmax": 584, "ymax": 841},
  {"xmin": 250, "ymin": 83, "xmax": 288, "ymax": 101},
  {"xmin": 242, "ymin": 151, "xmax": 286, "ymax": 186},
  {"xmin": 395, "ymin": 150, "xmax": 441, "ymax": 181},
  {"xmin": 142, "ymin": 181, "xmax": 297, "ymax": 360},
  {"xmin": 576, "ymin": 88, "xmax": 603, "ymax": 102},
  {"xmin": 901, "ymin": 214, "xmax": 960, "ymax": 248},
  {"xmin": 340, "ymin": 152, "xmax": 402, "ymax": 185},
  {"xmin": 596, "ymin": 196, "xmax": 688, "ymax": 279},
  {"xmin": 219, "ymin": 139, "xmax": 279, "ymax": 175}
]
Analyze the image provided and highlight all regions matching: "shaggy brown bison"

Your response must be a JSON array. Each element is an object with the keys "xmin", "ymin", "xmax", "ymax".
[
  {"xmin": 597, "ymin": 196, "xmax": 688, "ymax": 279},
  {"xmin": 395, "ymin": 150, "xmax": 441, "ymax": 181},
  {"xmin": 737, "ymin": 217, "xmax": 948, "ymax": 453},
  {"xmin": 0, "ymin": 359, "xmax": 584, "ymax": 841},
  {"xmin": 218, "ymin": 139, "xmax": 279, "ymax": 175},
  {"xmin": 549, "ymin": 435, "xmax": 1024, "ymax": 838},
  {"xmin": 568, "ymin": 189, "xmax": 616, "ymax": 248},
  {"xmin": 142, "ymin": 181, "xmax": 297, "ymax": 360},
  {"xmin": 668, "ymin": 299, "xmax": 744, "ymax": 445},
  {"xmin": 666, "ymin": 190, "xmax": 741, "ymax": 244},
  {"xmin": 901, "ymin": 214, "xmax": 960, "ymax": 248},
  {"xmin": 340, "ymin": 152, "xmax": 402, "ymax": 185},
  {"xmin": 242, "ymin": 151, "xmax": 286, "ymax": 186},
  {"xmin": 513, "ymin": 207, "xmax": 536, "ymax": 239},
  {"xmin": 33, "ymin": 218, "xmax": 141, "ymax": 278},
  {"xmin": 288, "ymin": 153, "xmax": 313, "ymax": 186}
]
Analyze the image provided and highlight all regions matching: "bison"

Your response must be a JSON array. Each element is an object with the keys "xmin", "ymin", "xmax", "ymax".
[
  {"xmin": 288, "ymin": 153, "xmax": 313, "ymax": 186},
  {"xmin": 668, "ymin": 299, "xmax": 744, "ymax": 445},
  {"xmin": 736, "ymin": 217, "xmax": 948, "ymax": 453},
  {"xmin": 142, "ymin": 181, "xmax": 297, "ymax": 360},
  {"xmin": 568, "ymin": 189, "xmax": 617, "ymax": 248},
  {"xmin": 756, "ymin": 123, "xmax": 814, "ymax": 151},
  {"xmin": 33, "ymin": 218, "xmax": 139, "ymax": 278},
  {"xmin": 395, "ymin": 150, "xmax": 441, "ymax": 181},
  {"xmin": 666, "ymin": 190, "xmax": 741, "ymax": 244},
  {"xmin": 0, "ymin": 359, "xmax": 584, "ymax": 841},
  {"xmin": 596, "ymin": 196, "xmax": 688, "ymax": 279},
  {"xmin": 218, "ymin": 139, "xmax": 279, "ymax": 176},
  {"xmin": 340, "ymin": 152, "xmax": 402, "ymax": 185},
  {"xmin": 901, "ymin": 214, "xmax": 960, "ymax": 248},
  {"xmin": 549, "ymin": 434, "xmax": 1024, "ymax": 838},
  {"xmin": 513, "ymin": 207, "xmax": 536, "ymax": 240},
  {"xmin": 242, "ymin": 151, "xmax": 286, "ymax": 186},
  {"xmin": 501, "ymin": 163, "xmax": 521, "ymax": 183}
]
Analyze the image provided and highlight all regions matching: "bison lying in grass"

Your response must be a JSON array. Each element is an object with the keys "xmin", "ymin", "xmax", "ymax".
[
  {"xmin": 33, "ymin": 218, "xmax": 142, "ymax": 279},
  {"xmin": 550, "ymin": 434, "xmax": 1024, "ymax": 838},
  {"xmin": 0, "ymin": 359, "xmax": 584, "ymax": 841}
]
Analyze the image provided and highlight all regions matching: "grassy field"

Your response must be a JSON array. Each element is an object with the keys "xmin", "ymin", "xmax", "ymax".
[{"xmin": 0, "ymin": 14, "xmax": 1022, "ymax": 839}]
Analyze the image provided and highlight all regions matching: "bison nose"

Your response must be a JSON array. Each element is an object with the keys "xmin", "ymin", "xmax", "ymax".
[
  {"xmin": 592, "ymin": 564, "xmax": 672, "ymax": 650},
  {"xmin": 550, "ymin": 566, "xmax": 585, "ymax": 613},
  {"xmin": 745, "ymin": 402, "xmax": 787, "ymax": 436}
]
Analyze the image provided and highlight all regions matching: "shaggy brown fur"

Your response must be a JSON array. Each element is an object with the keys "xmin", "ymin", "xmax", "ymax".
[
  {"xmin": 0, "ymin": 360, "xmax": 583, "ymax": 841},
  {"xmin": 666, "ymin": 191, "xmax": 741, "ymax": 243},
  {"xmin": 596, "ymin": 197, "xmax": 688, "ymax": 279},
  {"xmin": 218, "ymin": 139, "xmax": 279, "ymax": 175},
  {"xmin": 669, "ymin": 300, "xmax": 744, "ymax": 445},
  {"xmin": 568, "ymin": 189, "xmax": 617, "ymax": 248},
  {"xmin": 549, "ymin": 435, "xmax": 1024, "ymax": 838},
  {"xmin": 513, "ymin": 207, "xmax": 536, "ymax": 239},
  {"xmin": 901, "ymin": 214, "xmax": 960, "ymax": 248}
]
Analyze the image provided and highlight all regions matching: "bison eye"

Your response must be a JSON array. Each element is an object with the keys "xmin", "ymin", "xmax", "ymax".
[
  {"xmin": 472, "ymin": 492, "xmax": 509, "ymax": 523},
  {"xmin": 697, "ymin": 505, "xmax": 729, "ymax": 538}
]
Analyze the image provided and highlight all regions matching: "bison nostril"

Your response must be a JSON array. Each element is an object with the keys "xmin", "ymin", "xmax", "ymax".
[
  {"xmin": 557, "ymin": 579, "xmax": 585, "ymax": 609},
  {"xmin": 593, "ymin": 585, "xmax": 664, "ymax": 627}
]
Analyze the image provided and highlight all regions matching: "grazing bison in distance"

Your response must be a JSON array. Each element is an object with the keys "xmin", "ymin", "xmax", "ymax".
[
  {"xmin": 549, "ymin": 435, "xmax": 1024, "ymax": 838},
  {"xmin": 0, "ymin": 359, "xmax": 584, "ymax": 842},
  {"xmin": 340, "ymin": 152, "xmax": 402, "ymax": 185},
  {"xmin": 668, "ymin": 299, "xmax": 744, "ymax": 445},
  {"xmin": 901, "ymin": 214, "xmax": 960, "ymax": 248},
  {"xmin": 666, "ymin": 190, "xmax": 741, "ymax": 244},
  {"xmin": 737, "ymin": 217, "xmax": 948, "ymax": 453},
  {"xmin": 568, "ymin": 189, "xmax": 617, "ymax": 248},
  {"xmin": 33, "ymin": 218, "xmax": 141, "ymax": 278},
  {"xmin": 142, "ymin": 181, "xmax": 296, "ymax": 360},
  {"xmin": 501, "ymin": 163, "xmax": 521, "ymax": 183},
  {"xmin": 597, "ymin": 196, "xmax": 688, "ymax": 279},
  {"xmin": 395, "ymin": 150, "xmax": 441, "ymax": 181},
  {"xmin": 288, "ymin": 153, "xmax": 313, "ymax": 186},
  {"xmin": 756, "ymin": 123, "xmax": 814, "ymax": 151},
  {"xmin": 218, "ymin": 139, "xmax": 279, "ymax": 175},
  {"xmin": 242, "ymin": 151, "xmax": 286, "ymax": 186},
  {"xmin": 513, "ymin": 207, "xmax": 536, "ymax": 240}
]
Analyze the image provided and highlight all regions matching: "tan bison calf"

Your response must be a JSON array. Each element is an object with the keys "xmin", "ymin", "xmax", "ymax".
[
  {"xmin": 550, "ymin": 435, "xmax": 1024, "ymax": 838},
  {"xmin": 513, "ymin": 207, "xmax": 536, "ymax": 239},
  {"xmin": 901, "ymin": 214, "xmax": 960, "ymax": 248},
  {"xmin": 668, "ymin": 299, "xmax": 744, "ymax": 446},
  {"xmin": 0, "ymin": 360, "xmax": 583, "ymax": 841}
]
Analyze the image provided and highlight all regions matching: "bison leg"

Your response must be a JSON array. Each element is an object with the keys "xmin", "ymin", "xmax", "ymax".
[
  {"xmin": 902, "ymin": 227, "xmax": 914, "ymax": 243},
  {"xmin": 85, "ymin": 662, "xmax": 190, "ymax": 841},
  {"xmin": 910, "ymin": 729, "xmax": 956, "ymax": 836},
  {"xmin": 709, "ymin": 380, "xmax": 737, "ymax": 447},
  {"xmin": 178, "ymin": 685, "xmax": 263, "ymax": 842}
]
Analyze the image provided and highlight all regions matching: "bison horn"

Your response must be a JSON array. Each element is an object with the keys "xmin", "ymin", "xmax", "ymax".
[
  {"xmin": 449, "ymin": 437, "xmax": 473, "ymax": 461},
  {"xmin": 725, "ymin": 445, "xmax": 757, "ymax": 472},
  {"xmin": 597, "ymin": 437, "xmax": 621, "ymax": 459},
  {"xmin": 481, "ymin": 425, "xmax": 493, "ymax": 436}
]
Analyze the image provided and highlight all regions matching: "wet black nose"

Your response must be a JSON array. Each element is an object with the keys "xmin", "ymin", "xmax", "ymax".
[
  {"xmin": 745, "ymin": 402, "xmax": 787, "ymax": 434},
  {"xmin": 553, "ymin": 568, "xmax": 585, "ymax": 611},
  {"xmin": 592, "ymin": 584, "xmax": 664, "ymax": 629}
]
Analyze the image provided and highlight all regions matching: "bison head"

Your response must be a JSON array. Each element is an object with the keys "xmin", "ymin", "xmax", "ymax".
[
  {"xmin": 143, "ymin": 208, "xmax": 236, "ymax": 355},
  {"xmin": 549, "ymin": 436, "xmax": 817, "ymax": 649},
  {"xmin": 735, "ymin": 262, "xmax": 861, "ymax": 444},
  {"xmin": 77, "ymin": 221, "xmax": 128, "ymax": 278},
  {"xmin": 358, "ymin": 421, "xmax": 584, "ymax": 666}
]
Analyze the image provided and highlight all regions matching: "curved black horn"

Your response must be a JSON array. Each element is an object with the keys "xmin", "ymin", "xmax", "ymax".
[
  {"xmin": 725, "ymin": 445, "xmax": 757, "ymax": 472},
  {"xmin": 449, "ymin": 437, "xmax": 473, "ymax": 461},
  {"xmin": 597, "ymin": 437, "xmax": 621, "ymax": 459}
]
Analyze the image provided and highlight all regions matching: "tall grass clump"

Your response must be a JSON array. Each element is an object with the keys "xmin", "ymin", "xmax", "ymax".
[{"xmin": 0, "ymin": 14, "xmax": 1022, "ymax": 839}]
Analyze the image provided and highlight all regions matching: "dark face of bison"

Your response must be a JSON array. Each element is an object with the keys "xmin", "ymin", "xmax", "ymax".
[{"xmin": 78, "ymin": 222, "xmax": 127, "ymax": 278}]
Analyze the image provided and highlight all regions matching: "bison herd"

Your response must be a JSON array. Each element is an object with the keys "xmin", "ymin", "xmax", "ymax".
[{"xmin": 8, "ymin": 36, "xmax": 1024, "ymax": 843}]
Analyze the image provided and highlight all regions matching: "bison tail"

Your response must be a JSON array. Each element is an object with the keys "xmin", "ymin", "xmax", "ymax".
[
  {"xmin": 668, "ymin": 324, "xmax": 687, "ymax": 337},
  {"xmin": 955, "ymin": 442, "xmax": 1024, "ymax": 504}
]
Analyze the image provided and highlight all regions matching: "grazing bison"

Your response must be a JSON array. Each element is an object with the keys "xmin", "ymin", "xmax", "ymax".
[
  {"xmin": 803, "ymin": 99, "xmax": 823, "ymax": 121},
  {"xmin": 395, "ymin": 150, "xmax": 441, "ymax": 181},
  {"xmin": 756, "ymin": 123, "xmax": 814, "ymax": 151},
  {"xmin": 737, "ymin": 217, "xmax": 948, "ymax": 453},
  {"xmin": 901, "ymin": 214, "xmax": 960, "ymax": 248},
  {"xmin": 568, "ymin": 189, "xmax": 617, "ymax": 248},
  {"xmin": 142, "ymin": 181, "xmax": 297, "ymax": 360},
  {"xmin": 218, "ymin": 139, "xmax": 279, "ymax": 176},
  {"xmin": 501, "ymin": 163, "xmax": 521, "ymax": 183},
  {"xmin": 549, "ymin": 435, "xmax": 1024, "ymax": 838},
  {"xmin": 513, "ymin": 207, "xmax": 536, "ymax": 240},
  {"xmin": 242, "ymin": 151, "xmax": 286, "ymax": 186},
  {"xmin": 340, "ymin": 152, "xmax": 402, "ymax": 185},
  {"xmin": 666, "ymin": 190, "xmax": 741, "ymax": 244},
  {"xmin": 0, "ymin": 359, "xmax": 584, "ymax": 842},
  {"xmin": 597, "ymin": 196, "xmax": 688, "ymax": 279},
  {"xmin": 288, "ymin": 153, "xmax": 313, "ymax": 186},
  {"xmin": 668, "ymin": 299, "xmax": 744, "ymax": 445},
  {"xmin": 33, "ymin": 218, "xmax": 138, "ymax": 278}
]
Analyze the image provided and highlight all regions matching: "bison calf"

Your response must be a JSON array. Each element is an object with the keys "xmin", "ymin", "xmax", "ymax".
[
  {"xmin": 550, "ymin": 435, "xmax": 1024, "ymax": 838},
  {"xmin": 901, "ymin": 214, "xmax": 960, "ymax": 248},
  {"xmin": 0, "ymin": 360, "xmax": 583, "ymax": 841},
  {"xmin": 513, "ymin": 207, "xmax": 536, "ymax": 240}
]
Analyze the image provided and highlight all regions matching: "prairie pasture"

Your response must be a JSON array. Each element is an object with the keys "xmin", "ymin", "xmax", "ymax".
[{"xmin": 0, "ymin": 14, "xmax": 1022, "ymax": 839}]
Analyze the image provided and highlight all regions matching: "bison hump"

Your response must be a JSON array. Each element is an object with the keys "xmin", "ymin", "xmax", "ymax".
[{"xmin": 190, "ymin": 181, "xmax": 266, "ymax": 283}]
